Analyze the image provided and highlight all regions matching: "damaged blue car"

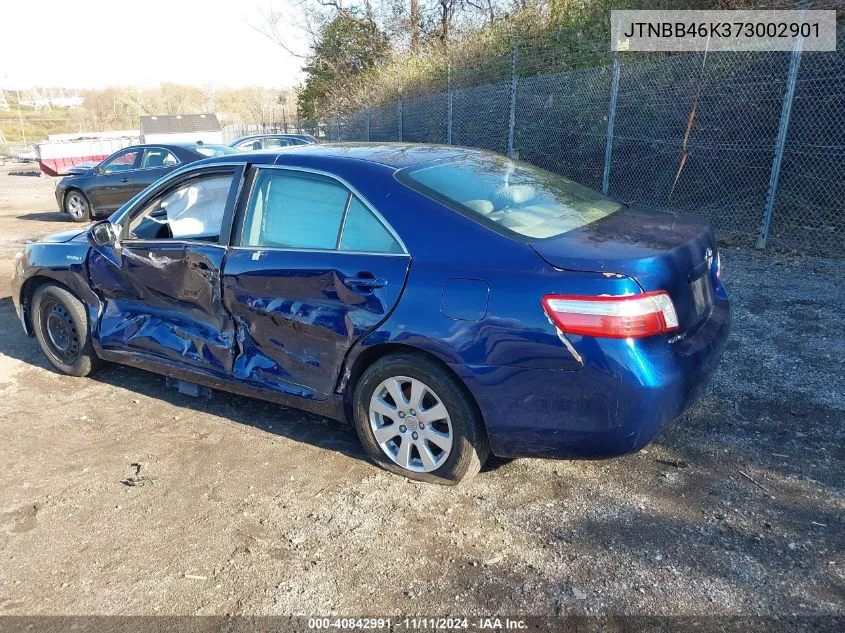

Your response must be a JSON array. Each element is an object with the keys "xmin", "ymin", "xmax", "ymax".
[{"xmin": 11, "ymin": 144, "xmax": 730, "ymax": 484}]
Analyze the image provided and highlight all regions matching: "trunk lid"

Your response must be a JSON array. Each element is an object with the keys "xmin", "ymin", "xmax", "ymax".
[{"xmin": 530, "ymin": 208, "xmax": 718, "ymax": 332}]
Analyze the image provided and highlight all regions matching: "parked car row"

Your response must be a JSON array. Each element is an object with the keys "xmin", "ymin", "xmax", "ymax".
[
  {"xmin": 15, "ymin": 143, "xmax": 729, "ymax": 484},
  {"xmin": 55, "ymin": 134, "xmax": 318, "ymax": 222}
]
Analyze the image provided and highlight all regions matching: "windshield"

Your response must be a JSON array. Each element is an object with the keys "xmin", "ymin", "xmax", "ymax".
[
  {"xmin": 194, "ymin": 145, "xmax": 237, "ymax": 158},
  {"xmin": 399, "ymin": 154, "xmax": 622, "ymax": 239}
]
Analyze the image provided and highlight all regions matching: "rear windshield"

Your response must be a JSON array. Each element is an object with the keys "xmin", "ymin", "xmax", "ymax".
[
  {"xmin": 194, "ymin": 145, "xmax": 237, "ymax": 158},
  {"xmin": 398, "ymin": 154, "xmax": 622, "ymax": 239}
]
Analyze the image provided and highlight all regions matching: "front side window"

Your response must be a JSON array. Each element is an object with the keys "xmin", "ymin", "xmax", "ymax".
[
  {"xmin": 101, "ymin": 149, "xmax": 140, "ymax": 174},
  {"xmin": 241, "ymin": 169, "xmax": 403, "ymax": 254},
  {"xmin": 234, "ymin": 139, "xmax": 262, "ymax": 152},
  {"xmin": 141, "ymin": 148, "xmax": 179, "ymax": 169},
  {"xmin": 398, "ymin": 153, "xmax": 622, "ymax": 240},
  {"xmin": 126, "ymin": 173, "xmax": 233, "ymax": 242}
]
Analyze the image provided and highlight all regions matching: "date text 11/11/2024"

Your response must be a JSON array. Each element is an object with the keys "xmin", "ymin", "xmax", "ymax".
[{"xmin": 307, "ymin": 617, "xmax": 528, "ymax": 630}]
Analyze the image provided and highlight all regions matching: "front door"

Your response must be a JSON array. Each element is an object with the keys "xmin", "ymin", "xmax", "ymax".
[
  {"xmin": 222, "ymin": 166, "xmax": 411, "ymax": 397},
  {"xmin": 88, "ymin": 166, "xmax": 242, "ymax": 376},
  {"xmin": 88, "ymin": 147, "xmax": 142, "ymax": 214}
]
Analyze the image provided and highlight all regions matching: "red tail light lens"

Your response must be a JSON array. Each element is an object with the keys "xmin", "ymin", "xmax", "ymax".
[{"xmin": 542, "ymin": 291, "xmax": 679, "ymax": 339}]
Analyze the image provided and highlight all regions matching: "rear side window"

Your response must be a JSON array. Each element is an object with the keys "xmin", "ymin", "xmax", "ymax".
[
  {"xmin": 241, "ymin": 169, "xmax": 404, "ymax": 254},
  {"xmin": 141, "ymin": 148, "xmax": 179, "ymax": 169},
  {"xmin": 340, "ymin": 198, "xmax": 403, "ymax": 254},
  {"xmin": 398, "ymin": 154, "xmax": 621, "ymax": 240}
]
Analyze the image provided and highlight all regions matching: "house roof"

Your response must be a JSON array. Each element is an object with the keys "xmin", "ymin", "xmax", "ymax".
[{"xmin": 140, "ymin": 114, "xmax": 221, "ymax": 135}]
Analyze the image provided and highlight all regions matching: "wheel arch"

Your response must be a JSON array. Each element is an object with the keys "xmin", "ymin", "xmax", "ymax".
[
  {"xmin": 339, "ymin": 342, "xmax": 487, "ymax": 435},
  {"xmin": 61, "ymin": 186, "xmax": 86, "ymax": 207},
  {"xmin": 62, "ymin": 186, "xmax": 94, "ymax": 219},
  {"xmin": 20, "ymin": 272, "xmax": 98, "ymax": 338}
]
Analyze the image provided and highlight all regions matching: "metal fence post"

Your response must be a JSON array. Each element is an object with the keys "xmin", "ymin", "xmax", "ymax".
[
  {"xmin": 397, "ymin": 92, "xmax": 403, "ymax": 142},
  {"xmin": 447, "ymin": 65, "xmax": 453, "ymax": 145},
  {"xmin": 365, "ymin": 107, "xmax": 371, "ymax": 142},
  {"xmin": 602, "ymin": 53, "xmax": 621, "ymax": 196},
  {"xmin": 507, "ymin": 43, "xmax": 518, "ymax": 158},
  {"xmin": 757, "ymin": 38, "xmax": 803, "ymax": 249}
]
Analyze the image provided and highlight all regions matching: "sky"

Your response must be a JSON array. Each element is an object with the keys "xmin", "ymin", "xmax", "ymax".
[{"xmin": 0, "ymin": 0, "xmax": 307, "ymax": 90}]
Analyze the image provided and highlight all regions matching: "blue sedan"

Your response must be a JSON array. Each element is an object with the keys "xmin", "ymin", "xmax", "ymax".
[{"xmin": 11, "ymin": 144, "xmax": 730, "ymax": 484}]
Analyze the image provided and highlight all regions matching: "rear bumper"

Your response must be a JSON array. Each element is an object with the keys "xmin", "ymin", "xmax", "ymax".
[{"xmin": 453, "ymin": 286, "xmax": 731, "ymax": 460}]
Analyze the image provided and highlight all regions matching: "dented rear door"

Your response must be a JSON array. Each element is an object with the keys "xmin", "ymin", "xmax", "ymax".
[{"xmin": 221, "ymin": 165, "xmax": 411, "ymax": 398}]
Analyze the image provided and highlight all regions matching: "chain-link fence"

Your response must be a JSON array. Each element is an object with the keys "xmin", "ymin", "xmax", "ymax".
[{"xmin": 320, "ymin": 26, "xmax": 844, "ymax": 256}]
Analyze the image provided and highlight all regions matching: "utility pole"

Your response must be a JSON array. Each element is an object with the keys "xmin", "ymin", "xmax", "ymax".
[{"xmin": 15, "ymin": 87, "xmax": 27, "ymax": 144}]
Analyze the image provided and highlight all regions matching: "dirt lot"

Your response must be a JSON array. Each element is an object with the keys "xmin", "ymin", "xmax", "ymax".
[{"xmin": 0, "ymin": 170, "xmax": 842, "ymax": 620}]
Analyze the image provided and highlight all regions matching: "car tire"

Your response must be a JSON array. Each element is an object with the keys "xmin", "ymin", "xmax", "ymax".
[
  {"xmin": 63, "ymin": 190, "xmax": 91, "ymax": 223},
  {"xmin": 353, "ymin": 352, "xmax": 490, "ymax": 485},
  {"xmin": 31, "ymin": 284, "xmax": 99, "ymax": 377}
]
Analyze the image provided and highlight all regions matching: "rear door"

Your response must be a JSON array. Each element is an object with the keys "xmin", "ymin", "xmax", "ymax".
[
  {"xmin": 89, "ymin": 147, "xmax": 142, "ymax": 213},
  {"xmin": 222, "ymin": 166, "xmax": 411, "ymax": 397},
  {"xmin": 130, "ymin": 147, "xmax": 181, "ymax": 198}
]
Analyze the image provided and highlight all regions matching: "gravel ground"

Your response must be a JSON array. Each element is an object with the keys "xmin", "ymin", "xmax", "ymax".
[{"xmin": 0, "ymin": 172, "xmax": 842, "ymax": 620}]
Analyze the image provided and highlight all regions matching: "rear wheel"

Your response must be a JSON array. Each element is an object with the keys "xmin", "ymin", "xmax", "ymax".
[
  {"xmin": 31, "ymin": 284, "xmax": 99, "ymax": 377},
  {"xmin": 353, "ymin": 353, "xmax": 489, "ymax": 485},
  {"xmin": 63, "ymin": 190, "xmax": 91, "ymax": 222}
]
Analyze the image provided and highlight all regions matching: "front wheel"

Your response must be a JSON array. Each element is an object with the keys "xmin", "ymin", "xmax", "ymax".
[
  {"xmin": 353, "ymin": 353, "xmax": 490, "ymax": 485},
  {"xmin": 31, "ymin": 284, "xmax": 99, "ymax": 377},
  {"xmin": 63, "ymin": 190, "xmax": 91, "ymax": 222}
]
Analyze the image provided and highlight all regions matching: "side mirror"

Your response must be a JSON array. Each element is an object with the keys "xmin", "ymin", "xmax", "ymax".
[{"xmin": 88, "ymin": 220, "xmax": 118, "ymax": 248}]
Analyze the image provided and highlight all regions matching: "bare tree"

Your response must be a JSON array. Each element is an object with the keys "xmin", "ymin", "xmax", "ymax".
[{"xmin": 410, "ymin": 0, "xmax": 421, "ymax": 52}]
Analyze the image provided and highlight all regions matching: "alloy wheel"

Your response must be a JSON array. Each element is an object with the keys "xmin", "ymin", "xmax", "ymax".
[
  {"xmin": 369, "ymin": 375, "xmax": 453, "ymax": 473},
  {"xmin": 66, "ymin": 193, "xmax": 87, "ymax": 219}
]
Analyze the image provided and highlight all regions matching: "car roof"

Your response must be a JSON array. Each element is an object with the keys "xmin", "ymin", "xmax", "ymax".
[
  {"xmin": 201, "ymin": 143, "xmax": 479, "ymax": 170},
  {"xmin": 121, "ymin": 142, "xmax": 223, "ymax": 152},
  {"xmin": 232, "ymin": 133, "xmax": 315, "ymax": 142}
]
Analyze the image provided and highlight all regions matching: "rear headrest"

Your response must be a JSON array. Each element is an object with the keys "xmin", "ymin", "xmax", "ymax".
[
  {"xmin": 462, "ymin": 199, "xmax": 495, "ymax": 215},
  {"xmin": 501, "ymin": 184, "xmax": 536, "ymax": 204}
]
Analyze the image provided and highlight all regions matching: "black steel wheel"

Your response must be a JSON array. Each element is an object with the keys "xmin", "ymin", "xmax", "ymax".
[{"xmin": 31, "ymin": 284, "xmax": 99, "ymax": 377}]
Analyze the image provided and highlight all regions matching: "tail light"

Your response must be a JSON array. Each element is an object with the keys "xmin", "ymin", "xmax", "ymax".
[{"xmin": 542, "ymin": 291, "xmax": 679, "ymax": 339}]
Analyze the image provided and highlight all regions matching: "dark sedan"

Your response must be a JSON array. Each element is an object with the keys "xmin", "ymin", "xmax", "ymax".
[
  {"xmin": 55, "ymin": 143, "xmax": 236, "ymax": 222},
  {"xmin": 230, "ymin": 134, "xmax": 317, "ymax": 152}
]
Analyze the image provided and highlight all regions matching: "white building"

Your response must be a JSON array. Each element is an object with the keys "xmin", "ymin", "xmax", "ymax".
[{"xmin": 140, "ymin": 114, "xmax": 223, "ymax": 145}]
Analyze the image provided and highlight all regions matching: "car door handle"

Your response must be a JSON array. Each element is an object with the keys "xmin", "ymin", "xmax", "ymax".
[
  {"xmin": 121, "ymin": 177, "xmax": 130, "ymax": 183},
  {"xmin": 344, "ymin": 274, "xmax": 387, "ymax": 290}
]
